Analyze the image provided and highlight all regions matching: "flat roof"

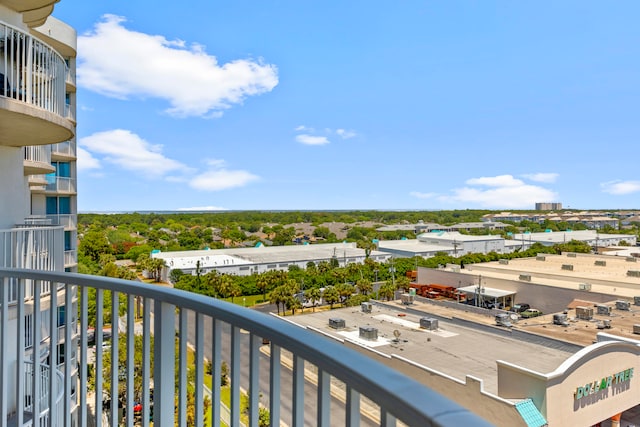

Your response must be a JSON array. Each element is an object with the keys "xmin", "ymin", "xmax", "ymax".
[
  {"xmin": 153, "ymin": 242, "xmax": 390, "ymax": 269},
  {"xmin": 290, "ymin": 303, "xmax": 572, "ymax": 395},
  {"xmin": 511, "ymin": 230, "xmax": 633, "ymax": 244},
  {"xmin": 377, "ymin": 240, "xmax": 453, "ymax": 253},
  {"xmin": 418, "ymin": 231, "xmax": 503, "ymax": 242}
]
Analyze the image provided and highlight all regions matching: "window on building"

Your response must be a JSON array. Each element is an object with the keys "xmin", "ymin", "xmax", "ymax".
[
  {"xmin": 64, "ymin": 231, "xmax": 73, "ymax": 251},
  {"xmin": 46, "ymin": 196, "xmax": 71, "ymax": 214}
]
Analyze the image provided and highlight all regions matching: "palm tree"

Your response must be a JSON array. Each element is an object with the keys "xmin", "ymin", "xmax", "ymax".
[
  {"xmin": 305, "ymin": 287, "xmax": 322, "ymax": 312},
  {"xmin": 356, "ymin": 278, "xmax": 372, "ymax": 296}
]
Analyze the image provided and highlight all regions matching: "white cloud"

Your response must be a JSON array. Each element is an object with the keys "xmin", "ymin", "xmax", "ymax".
[
  {"xmin": 178, "ymin": 206, "xmax": 228, "ymax": 211},
  {"xmin": 295, "ymin": 125, "xmax": 314, "ymax": 132},
  {"xmin": 601, "ymin": 180, "xmax": 640, "ymax": 195},
  {"xmin": 76, "ymin": 146, "xmax": 101, "ymax": 171},
  {"xmin": 410, "ymin": 191, "xmax": 436, "ymax": 199},
  {"xmin": 78, "ymin": 14, "xmax": 278, "ymax": 118},
  {"xmin": 295, "ymin": 134, "xmax": 330, "ymax": 145},
  {"xmin": 521, "ymin": 173, "xmax": 559, "ymax": 183},
  {"xmin": 336, "ymin": 129, "xmax": 357, "ymax": 139},
  {"xmin": 439, "ymin": 174, "xmax": 558, "ymax": 208},
  {"xmin": 189, "ymin": 169, "xmax": 260, "ymax": 191},
  {"xmin": 465, "ymin": 175, "xmax": 524, "ymax": 187},
  {"xmin": 79, "ymin": 129, "xmax": 189, "ymax": 178}
]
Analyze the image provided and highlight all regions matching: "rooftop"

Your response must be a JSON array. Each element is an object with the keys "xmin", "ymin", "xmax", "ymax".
[{"xmin": 290, "ymin": 303, "xmax": 573, "ymax": 395}]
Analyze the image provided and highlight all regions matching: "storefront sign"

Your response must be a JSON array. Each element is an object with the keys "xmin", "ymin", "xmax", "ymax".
[{"xmin": 574, "ymin": 368, "xmax": 634, "ymax": 400}]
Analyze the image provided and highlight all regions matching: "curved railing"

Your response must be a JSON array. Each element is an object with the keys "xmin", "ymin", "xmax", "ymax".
[
  {"xmin": 0, "ymin": 269, "xmax": 493, "ymax": 427},
  {"xmin": 0, "ymin": 22, "xmax": 67, "ymax": 116}
]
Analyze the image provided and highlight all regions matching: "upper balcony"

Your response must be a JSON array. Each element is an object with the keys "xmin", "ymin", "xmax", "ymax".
[
  {"xmin": 50, "ymin": 140, "xmax": 76, "ymax": 161},
  {"xmin": 0, "ymin": 22, "xmax": 74, "ymax": 147},
  {"xmin": 23, "ymin": 145, "xmax": 55, "ymax": 175},
  {"xmin": 0, "ymin": 1, "xmax": 57, "ymax": 28}
]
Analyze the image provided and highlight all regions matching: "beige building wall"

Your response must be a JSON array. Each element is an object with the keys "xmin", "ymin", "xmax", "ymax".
[
  {"xmin": 417, "ymin": 267, "xmax": 616, "ymax": 313},
  {"xmin": 498, "ymin": 341, "xmax": 640, "ymax": 426}
]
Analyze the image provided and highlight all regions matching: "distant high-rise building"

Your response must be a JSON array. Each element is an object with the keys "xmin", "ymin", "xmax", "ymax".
[
  {"xmin": 1, "ymin": 2, "xmax": 78, "ymax": 424},
  {"xmin": 535, "ymin": 202, "xmax": 562, "ymax": 211}
]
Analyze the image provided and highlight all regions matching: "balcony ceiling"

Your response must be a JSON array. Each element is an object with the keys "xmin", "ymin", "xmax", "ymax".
[
  {"xmin": 24, "ymin": 160, "xmax": 55, "ymax": 175},
  {"xmin": 0, "ymin": 98, "xmax": 74, "ymax": 147},
  {"xmin": 0, "ymin": 0, "xmax": 58, "ymax": 13},
  {"xmin": 22, "ymin": 5, "xmax": 55, "ymax": 28}
]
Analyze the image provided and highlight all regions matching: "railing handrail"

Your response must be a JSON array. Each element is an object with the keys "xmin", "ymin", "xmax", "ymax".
[{"xmin": 0, "ymin": 268, "xmax": 492, "ymax": 426}]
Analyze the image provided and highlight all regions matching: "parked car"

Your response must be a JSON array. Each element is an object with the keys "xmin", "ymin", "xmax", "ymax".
[
  {"xmin": 511, "ymin": 303, "xmax": 530, "ymax": 313},
  {"xmin": 520, "ymin": 308, "xmax": 543, "ymax": 319}
]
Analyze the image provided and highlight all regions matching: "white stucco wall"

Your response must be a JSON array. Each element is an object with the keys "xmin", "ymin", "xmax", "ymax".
[{"xmin": 0, "ymin": 147, "xmax": 27, "ymax": 228}]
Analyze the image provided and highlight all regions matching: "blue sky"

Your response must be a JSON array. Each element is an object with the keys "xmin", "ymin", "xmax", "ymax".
[{"xmin": 53, "ymin": 1, "xmax": 640, "ymax": 212}]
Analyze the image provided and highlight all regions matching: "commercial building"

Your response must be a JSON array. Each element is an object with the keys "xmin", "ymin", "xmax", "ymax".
[
  {"xmin": 512, "ymin": 230, "xmax": 636, "ymax": 248},
  {"xmin": 1, "ymin": 2, "xmax": 78, "ymax": 425},
  {"xmin": 377, "ymin": 230, "xmax": 520, "ymax": 258},
  {"xmin": 151, "ymin": 241, "xmax": 392, "ymax": 279},
  {"xmin": 290, "ymin": 287, "xmax": 640, "ymax": 426},
  {"xmin": 376, "ymin": 229, "xmax": 636, "ymax": 261}
]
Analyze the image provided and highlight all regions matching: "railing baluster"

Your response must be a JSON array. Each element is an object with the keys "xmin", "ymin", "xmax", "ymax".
[
  {"xmin": 153, "ymin": 299, "xmax": 175, "ymax": 427},
  {"xmin": 110, "ymin": 291, "xmax": 119, "ymax": 427},
  {"xmin": 142, "ymin": 298, "xmax": 151, "ymax": 427},
  {"xmin": 49, "ymin": 279, "xmax": 58, "ymax": 426},
  {"xmin": 269, "ymin": 343, "xmax": 281, "ymax": 427},
  {"xmin": 293, "ymin": 355, "xmax": 304, "ymax": 427},
  {"xmin": 317, "ymin": 369, "xmax": 330, "ymax": 427},
  {"xmin": 195, "ymin": 312, "xmax": 204, "ymax": 427},
  {"xmin": 178, "ymin": 309, "xmax": 188, "ymax": 427},
  {"xmin": 80, "ymin": 284, "xmax": 88, "ymax": 427},
  {"xmin": 230, "ymin": 325, "xmax": 241, "ymax": 427},
  {"xmin": 64, "ymin": 283, "xmax": 73, "ymax": 427},
  {"xmin": 95, "ymin": 288, "xmax": 104, "ymax": 427},
  {"xmin": 0, "ymin": 277, "xmax": 7, "ymax": 423},
  {"xmin": 380, "ymin": 409, "xmax": 396, "ymax": 427},
  {"xmin": 17, "ymin": 278, "xmax": 25, "ymax": 427},
  {"xmin": 346, "ymin": 385, "xmax": 360, "ymax": 427},
  {"xmin": 211, "ymin": 318, "xmax": 221, "ymax": 427},
  {"xmin": 249, "ymin": 334, "xmax": 261, "ymax": 427},
  {"xmin": 126, "ymin": 294, "xmax": 134, "ymax": 427},
  {"xmin": 33, "ymin": 280, "xmax": 42, "ymax": 426}
]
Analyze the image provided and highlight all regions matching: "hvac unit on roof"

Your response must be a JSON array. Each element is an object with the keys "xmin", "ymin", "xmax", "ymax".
[{"xmin": 359, "ymin": 326, "xmax": 378, "ymax": 341}]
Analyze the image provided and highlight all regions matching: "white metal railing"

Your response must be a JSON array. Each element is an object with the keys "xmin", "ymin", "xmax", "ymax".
[
  {"xmin": 0, "ymin": 269, "xmax": 493, "ymax": 427},
  {"xmin": 0, "ymin": 225, "xmax": 64, "ymax": 273},
  {"xmin": 0, "ymin": 22, "xmax": 67, "ymax": 117},
  {"xmin": 46, "ymin": 177, "xmax": 76, "ymax": 194},
  {"xmin": 51, "ymin": 141, "xmax": 76, "ymax": 159},
  {"xmin": 23, "ymin": 146, "xmax": 52, "ymax": 164},
  {"xmin": 65, "ymin": 67, "xmax": 75, "ymax": 86},
  {"xmin": 22, "ymin": 216, "xmax": 52, "ymax": 226},
  {"xmin": 64, "ymin": 250, "xmax": 77, "ymax": 267},
  {"xmin": 64, "ymin": 104, "xmax": 75, "ymax": 122},
  {"xmin": 45, "ymin": 214, "xmax": 76, "ymax": 230}
]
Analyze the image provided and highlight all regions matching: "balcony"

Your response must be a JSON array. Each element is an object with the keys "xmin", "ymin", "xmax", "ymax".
[
  {"xmin": 6, "ymin": 362, "xmax": 65, "ymax": 427},
  {"xmin": 45, "ymin": 214, "xmax": 76, "ymax": 230},
  {"xmin": 0, "ymin": 225, "xmax": 64, "ymax": 271},
  {"xmin": 0, "ymin": 269, "xmax": 491, "ymax": 427},
  {"xmin": 50, "ymin": 140, "xmax": 76, "ymax": 161},
  {"xmin": 0, "ymin": 22, "xmax": 74, "ymax": 147},
  {"xmin": 45, "ymin": 176, "xmax": 76, "ymax": 194},
  {"xmin": 23, "ymin": 146, "xmax": 55, "ymax": 175}
]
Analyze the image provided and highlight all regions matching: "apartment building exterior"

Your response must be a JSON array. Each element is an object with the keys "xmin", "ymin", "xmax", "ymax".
[{"xmin": 0, "ymin": 1, "xmax": 78, "ymax": 425}]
